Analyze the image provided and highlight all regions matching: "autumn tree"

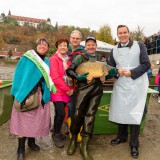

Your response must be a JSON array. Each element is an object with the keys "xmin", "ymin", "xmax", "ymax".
[
  {"xmin": 3, "ymin": 17, "xmax": 18, "ymax": 26},
  {"xmin": 8, "ymin": 49, "xmax": 12, "ymax": 58},
  {"xmin": 130, "ymin": 26, "xmax": 145, "ymax": 42},
  {"xmin": 96, "ymin": 25, "xmax": 114, "ymax": 45},
  {"xmin": 0, "ymin": 13, "xmax": 5, "ymax": 23},
  {"xmin": 77, "ymin": 27, "xmax": 91, "ymax": 39},
  {"xmin": 55, "ymin": 22, "xmax": 58, "ymax": 31},
  {"xmin": 37, "ymin": 23, "xmax": 53, "ymax": 32},
  {"xmin": 0, "ymin": 36, "xmax": 5, "ymax": 50},
  {"xmin": 0, "ymin": 20, "xmax": 98, "ymax": 53},
  {"xmin": 47, "ymin": 18, "xmax": 51, "ymax": 23}
]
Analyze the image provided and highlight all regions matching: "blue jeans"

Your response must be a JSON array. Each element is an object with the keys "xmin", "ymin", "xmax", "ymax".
[
  {"xmin": 147, "ymin": 69, "xmax": 152, "ymax": 78},
  {"xmin": 68, "ymin": 93, "xmax": 75, "ymax": 118}
]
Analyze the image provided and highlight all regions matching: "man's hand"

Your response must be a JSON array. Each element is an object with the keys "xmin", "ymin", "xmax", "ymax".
[
  {"xmin": 123, "ymin": 70, "xmax": 131, "ymax": 77},
  {"xmin": 118, "ymin": 68, "xmax": 124, "ymax": 76},
  {"xmin": 76, "ymin": 72, "xmax": 89, "ymax": 81},
  {"xmin": 106, "ymin": 68, "xmax": 118, "ymax": 79}
]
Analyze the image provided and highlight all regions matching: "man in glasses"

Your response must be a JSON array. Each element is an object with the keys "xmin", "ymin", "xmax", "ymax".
[
  {"xmin": 68, "ymin": 30, "xmax": 84, "ymax": 61},
  {"xmin": 67, "ymin": 30, "xmax": 85, "ymax": 121}
]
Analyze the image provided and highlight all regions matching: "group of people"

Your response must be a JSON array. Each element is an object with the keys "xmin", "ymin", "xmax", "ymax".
[
  {"xmin": 147, "ymin": 65, "xmax": 160, "ymax": 104},
  {"xmin": 9, "ymin": 25, "xmax": 150, "ymax": 160},
  {"xmin": 144, "ymin": 30, "xmax": 160, "ymax": 55}
]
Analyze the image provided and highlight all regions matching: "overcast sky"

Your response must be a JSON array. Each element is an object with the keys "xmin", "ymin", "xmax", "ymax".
[{"xmin": 0, "ymin": 0, "xmax": 160, "ymax": 40}]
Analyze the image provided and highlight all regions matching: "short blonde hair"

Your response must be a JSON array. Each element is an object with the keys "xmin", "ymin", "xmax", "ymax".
[{"xmin": 70, "ymin": 30, "xmax": 82, "ymax": 38}]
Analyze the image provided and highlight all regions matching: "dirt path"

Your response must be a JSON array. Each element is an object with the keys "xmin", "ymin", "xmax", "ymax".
[
  {"xmin": 0, "ymin": 96, "xmax": 160, "ymax": 160},
  {"xmin": 0, "ymin": 55, "xmax": 160, "ymax": 160}
]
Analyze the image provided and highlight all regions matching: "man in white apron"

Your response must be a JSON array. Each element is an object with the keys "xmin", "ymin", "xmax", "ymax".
[{"xmin": 108, "ymin": 25, "xmax": 151, "ymax": 159}]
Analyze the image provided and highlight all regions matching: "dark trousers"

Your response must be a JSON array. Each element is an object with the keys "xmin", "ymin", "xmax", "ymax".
[
  {"xmin": 53, "ymin": 101, "xmax": 66, "ymax": 134},
  {"xmin": 70, "ymin": 79, "xmax": 103, "ymax": 136},
  {"xmin": 117, "ymin": 105, "xmax": 147, "ymax": 147},
  {"xmin": 117, "ymin": 124, "xmax": 140, "ymax": 147}
]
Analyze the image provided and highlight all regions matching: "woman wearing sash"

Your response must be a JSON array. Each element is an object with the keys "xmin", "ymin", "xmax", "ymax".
[
  {"xmin": 50, "ymin": 39, "xmax": 73, "ymax": 148},
  {"xmin": 10, "ymin": 38, "xmax": 55, "ymax": 160}
]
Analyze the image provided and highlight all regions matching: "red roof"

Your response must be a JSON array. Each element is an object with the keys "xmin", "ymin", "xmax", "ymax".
[{"xmin": 8, "ymin": 15, "xmax": 47, "ymax": 23}]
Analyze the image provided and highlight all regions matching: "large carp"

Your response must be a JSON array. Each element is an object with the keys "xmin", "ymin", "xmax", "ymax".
[{"xmin": 75, "ymin": 60, "xmax": 108, "ymax": 83}]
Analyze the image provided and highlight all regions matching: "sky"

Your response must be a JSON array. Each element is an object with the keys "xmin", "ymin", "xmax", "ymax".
[{"xmin": 0, "ymin": 0, "xmax": 160, "ymax": 40}]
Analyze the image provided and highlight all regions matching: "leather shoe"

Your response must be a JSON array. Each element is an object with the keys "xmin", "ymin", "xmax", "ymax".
[
  {"xmin": 131, "ymin": 146, "xmax": 139, "ymax": 158},
  {"xmin": 110, "ymin": 138, "xmax": 127, "ymax": 145}
]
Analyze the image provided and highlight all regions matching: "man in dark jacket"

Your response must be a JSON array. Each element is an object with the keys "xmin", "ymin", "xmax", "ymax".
[{"xmin": 109, "ymin": 25, "xmax": 151, "ymax": 159}]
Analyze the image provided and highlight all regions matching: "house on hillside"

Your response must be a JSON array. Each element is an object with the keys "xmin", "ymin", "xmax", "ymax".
[
  {"xmin": 0, "ymin": 43, "xmax": 32, "ymax": 59},
  {"xmin": 7, "ymin": 11, "xmax": 51, "ymax": 28}
]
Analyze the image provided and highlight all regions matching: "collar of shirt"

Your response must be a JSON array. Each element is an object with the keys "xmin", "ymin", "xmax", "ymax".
[
  {"xmin": 121, "ymin": 41, "xmax": 129, "ymax": 47},
  {"xmin": 86, "ymin": 52, "xmax": 97, "ymax": 61}
]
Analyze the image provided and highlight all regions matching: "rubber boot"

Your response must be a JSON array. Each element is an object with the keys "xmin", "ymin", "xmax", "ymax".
[
  {"xmin": 28, "ymin": 138, "xmax": 40, "ymax": 151},
  {"xmin": 52, "ymin": 134, "xmax": 64, "ymax": 148},
  {"xmin": 67, "ymin": 135, "xmax": 77, "ymax": 155},
  {"xmin": 79, "ymin": 136, "xmax": 93, "ymax": 160},
  {"xmin": 17, "ymin": 137, "xmax": 26, "ymax": 160}
]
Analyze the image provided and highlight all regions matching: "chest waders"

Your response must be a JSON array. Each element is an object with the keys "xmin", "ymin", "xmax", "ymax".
[{"xmin": 67, "ymin": 53, "xmax": 103, "ymax": 160}]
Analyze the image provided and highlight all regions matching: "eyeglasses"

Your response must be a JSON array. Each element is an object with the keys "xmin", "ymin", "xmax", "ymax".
[{"xmin": 71, "ymin": 37, "xmax": 81, "ymax": 40}]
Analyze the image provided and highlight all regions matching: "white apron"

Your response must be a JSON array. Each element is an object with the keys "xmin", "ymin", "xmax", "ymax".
[{"xmin": 109, "ymin": 41, "xmax": 149, "ymax": 125}]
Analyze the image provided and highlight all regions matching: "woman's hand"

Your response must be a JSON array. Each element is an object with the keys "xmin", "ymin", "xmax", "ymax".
[{"xmin": 66, "ymin": 89, "xmax": 73, "ymax": 96}]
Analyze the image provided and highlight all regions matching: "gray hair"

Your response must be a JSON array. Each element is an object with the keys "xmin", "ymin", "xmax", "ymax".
[{"xmin": 70, "ymin": 30, "xmax": 82, "ymax": 38}]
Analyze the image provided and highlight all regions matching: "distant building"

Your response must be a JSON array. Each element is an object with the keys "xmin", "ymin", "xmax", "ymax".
[
  {"xmin": 0, "ymin": 51, "xmax": 23, "ymax": 59},
  {"xmin": 0, "ymin": 44, "xmax": 31, "ymax": 58},
  {"xmin": 7, "ymin": 13, "xmax": 51, "ymax": 28}
]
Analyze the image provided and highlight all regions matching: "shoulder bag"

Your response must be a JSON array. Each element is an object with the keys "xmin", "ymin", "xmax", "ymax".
[{"xmin": 14, "ymin": 91, "xmax": 39, "ymax": 112}]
